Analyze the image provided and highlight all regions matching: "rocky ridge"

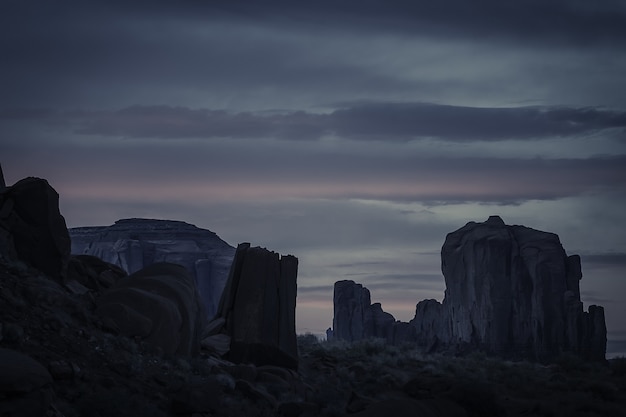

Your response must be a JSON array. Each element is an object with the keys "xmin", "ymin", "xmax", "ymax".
[{"xmin": 332, "ymin": 216, "xmax": 607, "ymax": 362}]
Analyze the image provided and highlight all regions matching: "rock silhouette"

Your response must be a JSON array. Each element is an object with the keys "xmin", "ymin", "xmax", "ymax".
[
  {"xmin": 0, "ymin": 176, "xmax": 70, "ymax": 280},
  {"xmin": 332, "ymin": 280, "xmax": 415, "ymax": 345},
  {"xmin": 70, "ymin": 218, "xmax": 235, "ymax": 319},
  {"xmin": 208, "ymin": 243, "xmax": 299, "ymax": 369},
  {"xmin": 333, "ymin": 216, "xmax": 607, "ymax": 361}
]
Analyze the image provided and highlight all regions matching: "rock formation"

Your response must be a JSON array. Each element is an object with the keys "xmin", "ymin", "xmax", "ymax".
[
  {"xmin": 433, "ymin": 215, "xmax": 606, "ymax": 361},
  {"xmin": 333, "ymin": 280, "xmax": 416, "ymax": 345},
  {"xmin": 206, "ymin": 243, "xmax": 299, "ymax": 369},
  {"xmin": 96, "ymin": 262, "xmax": 206, "ymax": 356},
  {"xmin": 332, "ymin": 216, "xmax": 607, "ymax": 361},
  {"xmin": 0, "ymin": 176, "xmax": 71, "ymax": 280},
  {"xmin": 70, "ymin": 218, "xmax": 235, "ymax": 319}
]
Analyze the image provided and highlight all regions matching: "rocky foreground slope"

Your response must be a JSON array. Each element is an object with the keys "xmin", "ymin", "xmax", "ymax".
[
  {"xmin": 1, "ymin": 171, "xmax": 303, "ymax": 416},
  {"xmin": 332, "ymin": 216, "xmax": 607, "ymax": 362}
]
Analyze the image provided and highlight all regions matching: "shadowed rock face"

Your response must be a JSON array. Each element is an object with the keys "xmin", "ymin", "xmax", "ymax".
[
  {"xmin": 96, "ymin": 262, "xmax": 205, "ymax": 356},
  {"xmin": 332, "ymin": 280, "xmax": 416, "ymax": 345},
  {"xmin": 333, "ymin": 216, "xmax": 607, "ymax": 361},
  {"xmin": 211, "ymin": 243, "xmax": 299, "ymax": 369},
  {"xmin": 0, "ymin": 177, "xmax": 70, "ymax": 280},
  {"xmin": 436, "ymin": 215, "xmax": 606, "ymax": 360},
  {"xmin": 70, "ymin": 219, "xmax": 235, "ymax": 319}
]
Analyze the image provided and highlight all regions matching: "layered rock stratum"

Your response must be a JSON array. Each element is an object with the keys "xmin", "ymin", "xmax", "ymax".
[
  {"xmin": 70, "ymin": 219, "xmax": 236, "ymax": 319},
  {"xmin": 333, "ymin": 216, "xmax": 607, "ymax": 361}
]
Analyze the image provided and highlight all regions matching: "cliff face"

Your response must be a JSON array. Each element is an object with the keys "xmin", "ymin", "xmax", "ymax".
[
  {"xmin": 70, "ymin": 219, "xmax": 235, "ymax": 319},
  {"xmin": 333, "ymin": 216, "xmax": 607, "ymax": 361},
  {"xmin": 437, "ymin": 215, "xmax": 606, "ymax": 360}
]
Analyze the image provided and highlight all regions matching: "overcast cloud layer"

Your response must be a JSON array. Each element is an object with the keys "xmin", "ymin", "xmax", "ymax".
[{"xmin": 1, "ymin": 1, "xmax": 625, "ymax": 353}]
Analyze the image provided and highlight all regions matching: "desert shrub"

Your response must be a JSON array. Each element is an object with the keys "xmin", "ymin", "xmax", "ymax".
[{"xmin": 297, "ymin": 332, "xmax": 321, "ymax": 352}]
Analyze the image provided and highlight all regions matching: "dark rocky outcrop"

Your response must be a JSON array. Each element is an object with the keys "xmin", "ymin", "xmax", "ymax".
[
  {"xmin": 332, "ymin": 280, "xmax": 416, "ymax": 345},
  {"xmin": 95, "ymin": 262, "xmax": 206, "ymax": 356},
  {"xmin": 433, "ymin": 215, "xmax": 606, "ymax": 360},
  {"xmin": 0, "ymin": 176, "xmax": 70, "ymax": 280},
  {"xmin": 70, "ymin": 218, "xmax": 236, "ymax": 319},
  {"xmin": 332, "ymin": 216, "xmax": 607, "ymax": 361},
  {"xmin": 207, "ymin": 243, "xmax": 299, "ymax": 369},
  {"xmin": 66, "ymin": 254, "xmax": 128, "ymax": 293}
]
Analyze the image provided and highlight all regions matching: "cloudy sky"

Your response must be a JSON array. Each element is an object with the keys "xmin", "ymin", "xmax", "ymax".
[{"xmin": 2, "ymin": 1, "xmax": 625, "ymax": 353}]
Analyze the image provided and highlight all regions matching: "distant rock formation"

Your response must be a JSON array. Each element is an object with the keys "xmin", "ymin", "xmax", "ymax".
[
  {"xmin": 434, "ymin": 215, "xmax": 606, "ymax": 361},
  {"xmin": 96, "ymin": 262, "xmax": 206, "ymax": 356},
  {"xmin": 206, "ymin": 243, "xmax": 299, "ymax": 369},
  {"xmin": 0, "ymin": 176, "xmax": 70, "ymax": 280},
  {"xmin": 332, "ymin": 280, "xmax": 416, "ymax": 345},
  {"xmin": 332, "ymin": 216, "xmax": 607, "ymax": 361},
  {"xmin": 70, "ymin": 219, "xmax": 235, "ymax": 319}
]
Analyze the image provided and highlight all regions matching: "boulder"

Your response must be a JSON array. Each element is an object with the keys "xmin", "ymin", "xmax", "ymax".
[
  {"xmin": 67, "ymin": 254, "xmax": 128, "ymax": 292},
  {"xmin": 70, "ymin": 218, "xmax": 235, "ymax": 319},
  {"xmin": 0, "ymin": 176, "xmax": 70, "ymax": 280},
  {"xmin": 96, "ymin": 262, "xmax": 205, "ymax": 356},
  {"xmin": 211, "ymin": 243, "xmax": 299, "ymax": 369}
]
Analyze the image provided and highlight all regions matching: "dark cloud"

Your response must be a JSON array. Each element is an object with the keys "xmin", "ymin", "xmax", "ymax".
[
  {"xmin": 5, "ymin": 1, "xmax": 624, "ymax": 46},
  {"xmin": 8, "ymin": 103, "xmax": 625, "ymax": 142},
  {"xmin": 330, "ymin": 103, "xmax": 626, "ymax": 141},
  {"xmin": 582, "ymin": 253, "xmax": 626, "ymax": 266}
]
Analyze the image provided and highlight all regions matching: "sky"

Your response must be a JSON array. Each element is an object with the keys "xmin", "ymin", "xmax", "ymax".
[{"xmin": 1, "ymin": 1, "xmax": 625, "ymax": 355}]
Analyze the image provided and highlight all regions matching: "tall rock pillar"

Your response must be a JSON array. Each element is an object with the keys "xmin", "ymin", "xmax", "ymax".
[{"xmin": 215, "ymin": 243, "xmax": 299, "ymax": 369}]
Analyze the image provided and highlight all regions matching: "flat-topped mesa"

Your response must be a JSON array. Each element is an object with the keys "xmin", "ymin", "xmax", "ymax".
[
  {"xmin": 434, "ymin": 215, "xmax": 606, "ymax": 361},
  {"xmin": 69, "ymin": 218, "xmax": 236, "ymax": 319}
]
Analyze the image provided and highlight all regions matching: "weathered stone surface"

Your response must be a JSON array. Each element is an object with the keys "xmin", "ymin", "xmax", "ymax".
[
  {"xmin": 96, "ymin": 262, "xmax": 205, "ymax": 356},
  {"xmin": 333, "ymin": 280, "xmax": 410, "ymax": 344},
  {"xmin": 409, "ymin": 299, "xmax": 446, "ymax": 351},
  {"xmin": 401, "ymin": 215, "xmax": 607, "ymax": 360},
  {"xmin": 332, "ymin": 216, "xmax": 606, "ymax": 361},
  {"xmin": 211, "ymin": 243, "xmax": 298, "ymax": 369},
  {"xmin": 70, "ymin": 218, "xmax": 235, "ymax": 319},
  {"xmin": 333, "ymin": 280, "xmax": 372, "ymax": 342},
  {"xmin": 0, "ymin": 177, "xmax": 70, "ymax": 280}
]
